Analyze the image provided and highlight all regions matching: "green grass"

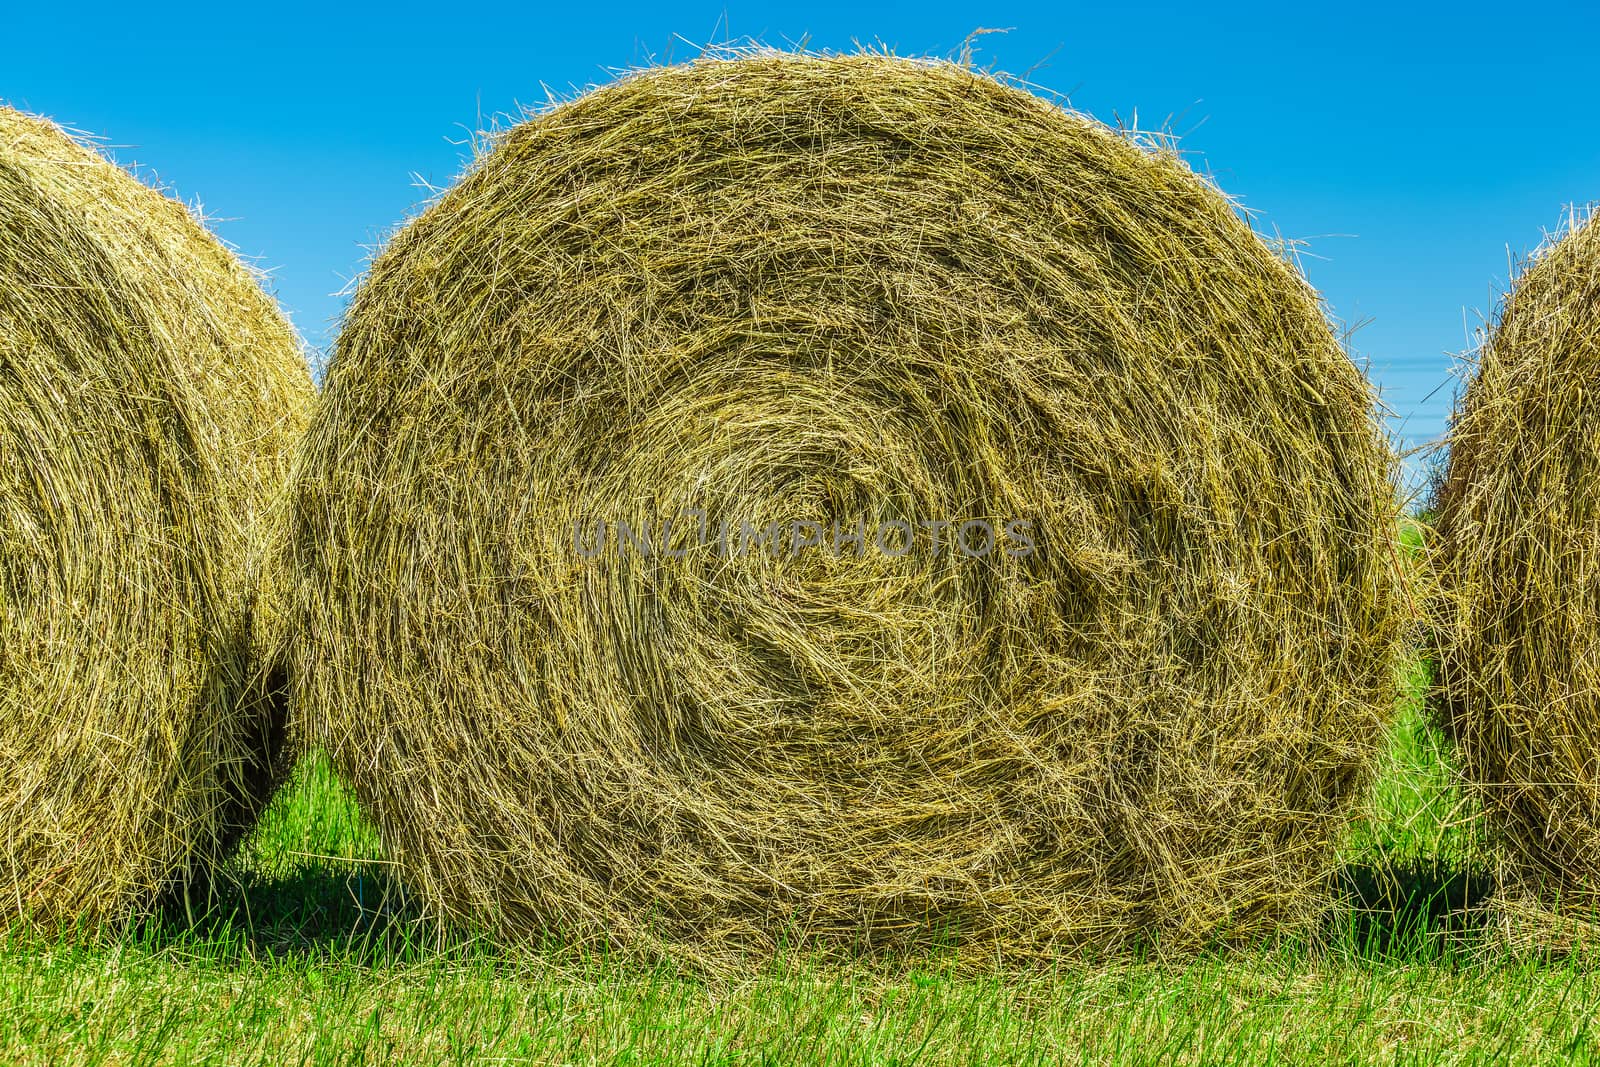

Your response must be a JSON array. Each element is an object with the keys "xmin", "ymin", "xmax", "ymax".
[{"xmin": 2, "ymin": 671, "xmax": 1595, "ymax": 1065}]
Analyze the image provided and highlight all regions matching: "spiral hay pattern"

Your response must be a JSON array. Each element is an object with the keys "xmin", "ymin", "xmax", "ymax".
[
  {"xmin": 1433, "ymin": 210, "xmax": 1600, "ymax": 917},
  {"xmin": 289, "ymin": 53, "xmax": 1403, "ymax": 965},
  {"xmin": 0, "ymin": 109, "xmax": 314, "ymax": 926}
]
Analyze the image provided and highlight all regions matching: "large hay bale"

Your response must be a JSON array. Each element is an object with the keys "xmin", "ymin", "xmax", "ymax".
[
  {"xmin": 0, "ymin": 109, "xmax": 314, "ymax": 926},
  {"xmin": 1433, "ymin": 209, "xmax": 1600, "ymax": 912},
  {"xmin": 288, "ymin": 53, "xmax": 1404, "ymax": 963}
]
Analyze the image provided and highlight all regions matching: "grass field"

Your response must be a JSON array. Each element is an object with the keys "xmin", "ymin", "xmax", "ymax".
[{"xmin": 3, "ymin": 664, "xmax": 1596, "ymax": 1064}]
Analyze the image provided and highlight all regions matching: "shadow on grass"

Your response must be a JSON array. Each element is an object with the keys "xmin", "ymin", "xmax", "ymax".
[
  {"xmin": 143, "ymin": 852, "xmax": 1500, "ymax": 970},
  {"xmin": 154, "ymin": 860, "xmax": 447, "ymax": 964},
  {"xmin": 1331, "ymin": 856, "xmax": 1495, "ymax": 959}
]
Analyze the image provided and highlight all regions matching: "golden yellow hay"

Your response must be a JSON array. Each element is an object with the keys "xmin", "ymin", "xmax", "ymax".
[
  {"xmin": 0, "ymin": 108, "xmax": 315, "ymax": 926},
  {"xmin": 287, "ymin": 53, "xmax": 1405, "ymax": 968},
  {"xmin": 1432, "ymin": 209, "xmax": 1600, "ymax": 927}
]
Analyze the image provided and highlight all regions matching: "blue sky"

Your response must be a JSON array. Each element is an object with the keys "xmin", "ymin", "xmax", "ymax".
[{"xmin": 5, "ymin": 1, "xmax": 1597, "ymax": 493}]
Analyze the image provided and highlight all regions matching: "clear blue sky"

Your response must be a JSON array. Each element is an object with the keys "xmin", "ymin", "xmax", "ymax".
[{"xmin": 5, "ymin": 1, "xmax": 1597, "ymax": 493}]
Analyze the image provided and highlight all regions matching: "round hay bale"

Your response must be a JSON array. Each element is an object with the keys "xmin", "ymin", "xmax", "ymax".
[
  {"xmin": 1432, "ymin": 209, "xmax": 1600, "ymax": 912},
  {"xmin": 289, "ymin": 53, "xmax": 1404, "ymax": 963},
  {"xmin": 0, "ymin": 109, "xmax": 315, "ymax": 926}
]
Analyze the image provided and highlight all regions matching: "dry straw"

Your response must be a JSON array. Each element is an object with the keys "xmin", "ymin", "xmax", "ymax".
[
  {"xmin": 0, "ymin": 108, "xmax": 314, "ymax": 927},
  {"xmin": 289, "ymin": 52, "xmax": 1405, "ymax": 967},
  {"xmin": 1432, "ymin": 208, "xmax": 1600, "ymax": 932}
]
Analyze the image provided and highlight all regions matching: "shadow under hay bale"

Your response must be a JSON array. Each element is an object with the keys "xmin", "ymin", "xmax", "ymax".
[
  {"xmin": 286, "ymin": 51, "xmax": 1407, "ymax": 970},
  {"xmin": 157, "ymin": 860, "xmax": 423, "ymax": 963},
  {"xmin": 1430, "ymin": 208, "xmax": 1600, "ymax": 934},
  {"xmin": 1333, "ymin": 858, "xmax": 1494, "ymax": 959},
  {"xmin": 0, "ymin": 108, "xmax": 315, "ymax": 929}
]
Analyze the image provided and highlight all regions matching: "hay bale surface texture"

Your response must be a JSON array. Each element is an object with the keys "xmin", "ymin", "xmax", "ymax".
[
  {"xmin": 1433, "ymin": 210, "xmax": 1600, "ymax": 913},
  {"xmin": 0, "ymin": 109, "xmax": 314, "ymax": 926},
  {"xmin": 291, "ymin": 54, "xmax": 1403, "ymax": 963}
]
